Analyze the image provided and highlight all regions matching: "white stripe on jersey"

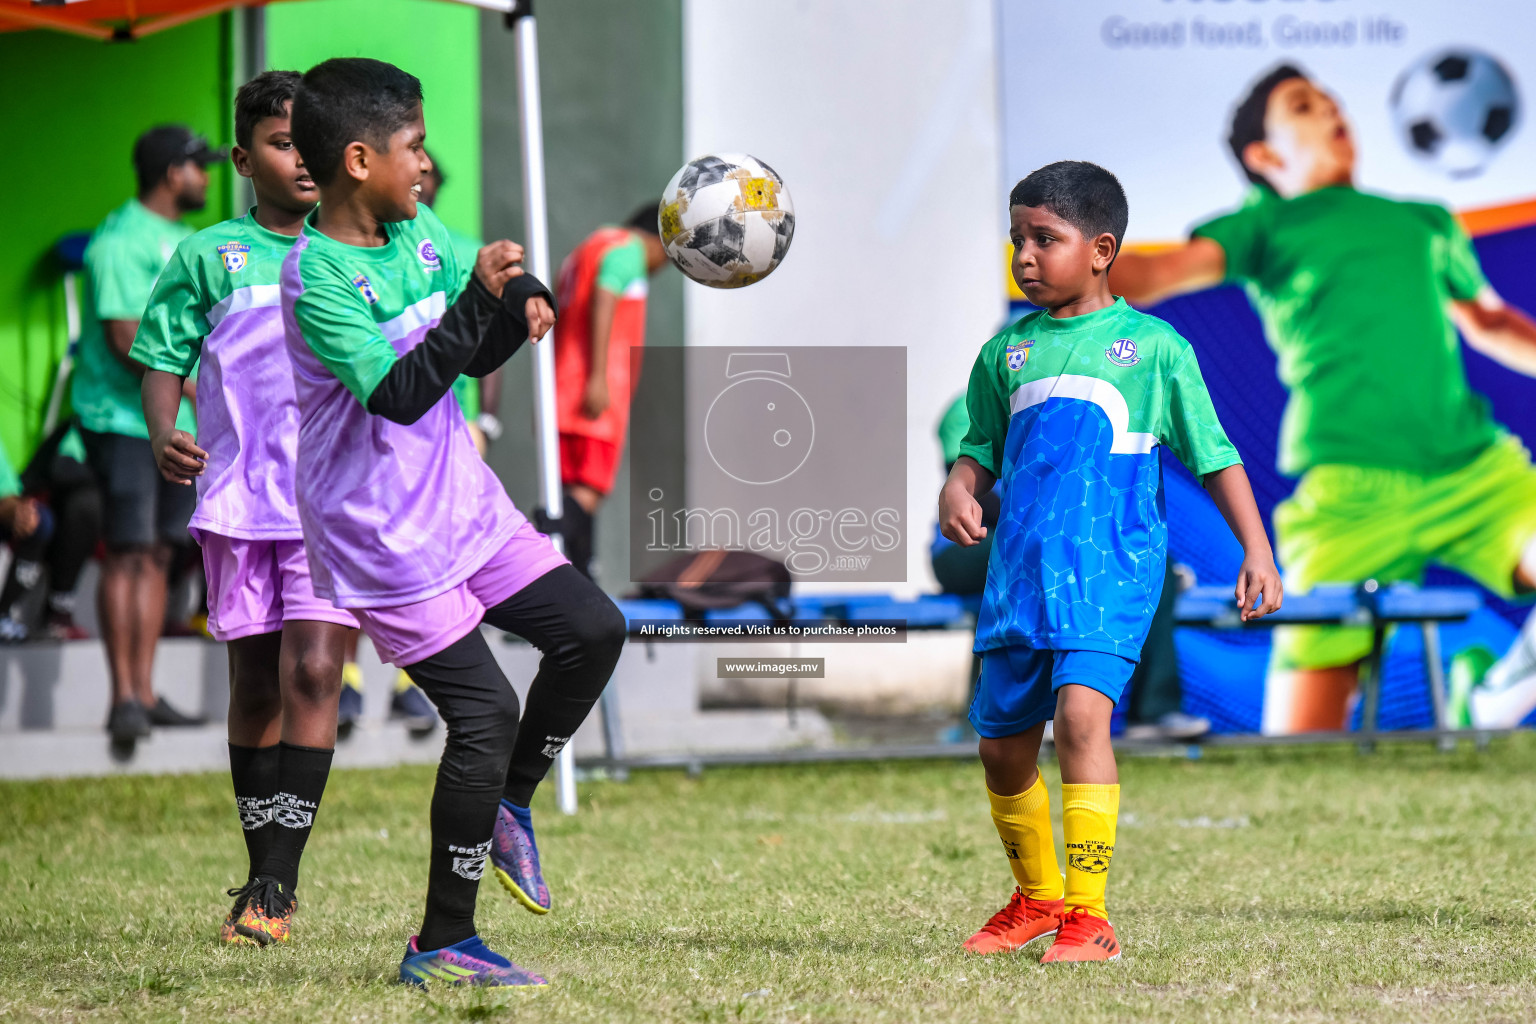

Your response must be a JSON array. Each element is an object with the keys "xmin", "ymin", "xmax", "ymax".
[{"xmin": 1009, "ymin": 374, "xmax": 1159, "ymax": 455}]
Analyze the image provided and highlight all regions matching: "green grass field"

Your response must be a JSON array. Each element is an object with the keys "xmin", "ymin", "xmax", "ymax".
[{"xmin": 3, "ymin": 736, "xmax": 1535, "ymax": 1023}]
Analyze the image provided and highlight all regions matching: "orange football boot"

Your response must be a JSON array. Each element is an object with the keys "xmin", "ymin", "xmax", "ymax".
[
  {"xmin": 1040, "ymin": 908, "xmax": 1120, "ymax": 963},
  {"xmin": 227, "ymin": 878, "xmax": 297, "ymax": 947},
  {"xmin": 963, "ymin": 887, "xmax": 1065, "ymax": 954}
]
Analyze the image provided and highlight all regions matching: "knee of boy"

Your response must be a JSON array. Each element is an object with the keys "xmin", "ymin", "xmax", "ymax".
[
  {"xmin": 575, "ymin": 598, "xmax": 628, "ymax": 663},
  {"xmin": 290, "ymin": 648, "xmax": 345, "ymax": 703}
]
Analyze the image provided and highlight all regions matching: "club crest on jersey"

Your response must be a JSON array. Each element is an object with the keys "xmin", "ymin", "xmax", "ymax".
[
  {"xmin": 1005, "ymin": 339, "xmax": 1034, "ymax": 371},
  {"xmin": 1105, "ymin": 338, "xmax": 1140, "ymax": 367},
  {"xmin": 216, "ymin": 242, "xmax": 250, "ymax": 273},
  {"xmin": 417, "ymin": 238, "xmax": 441, "ymax": 269},
  {"xmin": 352, "ymin": 273, "xmax": 379, "ymax": 304}
]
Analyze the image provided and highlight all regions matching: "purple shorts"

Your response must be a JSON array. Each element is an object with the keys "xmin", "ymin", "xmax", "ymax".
[
  {"xmin": 200, "ymin": 534, "xmax": 358, "ymax": 642},
  {"xmin": 353, "ymin": 519, "xmax": 568, "ymax": 666}
]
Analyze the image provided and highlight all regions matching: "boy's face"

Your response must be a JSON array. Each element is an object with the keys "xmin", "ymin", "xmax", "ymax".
[
  {"xmin": 232, "ymin": 105, "xmax": 317, "ymax": 216},
  {"xmin": 1245, "ymin": 77, "xmax": 1355, "ymax": 198},
  {"xmin": 357, "ymin": 107, "xmax": 432, "ymax": 222},
  {"xmin": 1009, "ymin": 204, "xmax": 1114, "ymax": 310}
]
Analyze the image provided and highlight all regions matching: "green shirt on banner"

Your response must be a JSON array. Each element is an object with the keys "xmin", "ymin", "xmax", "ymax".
[
  {"xmin": 1193, "ymin": 186, "xmax": 1496, "ymax": 477},
  {"xmin": 72, "ymin": 199, "xmax": 198, "ymax": 439}
]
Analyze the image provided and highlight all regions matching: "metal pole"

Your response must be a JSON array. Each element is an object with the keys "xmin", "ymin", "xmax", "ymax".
[{"xmin": 509, "ymin": 2, "xmax": 577, "ymax": 816}]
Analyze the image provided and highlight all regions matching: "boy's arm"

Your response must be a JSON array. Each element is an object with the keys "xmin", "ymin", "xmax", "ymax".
[
  {"xmin": 132, "ymin": 248, "xmax": 207, "ymax": 483},
  {"xmin": 459, "ymin": 271, "xmax": 557, "ymax": 378},
  {"xmin": 1203, "ymin": 464, "xmax": 1281, "ymax": 621},
  {"xmin": 1108, "ymin": 238, "xmax": 1227, "ymax": 308},
  {"xmin": 938, "ymin": 456, "xmax": 996, "ymax": 546},
  {"xmin": 143, "ymin": 370, "xmax": 206, "ymax": 484},
  {"xmin": 584, "ymin": 288, "xmax": 617, "ymax": 418},
  {"xmin": 1450, "ymin": 289, "xmax": 1536, "ymax": 376}
]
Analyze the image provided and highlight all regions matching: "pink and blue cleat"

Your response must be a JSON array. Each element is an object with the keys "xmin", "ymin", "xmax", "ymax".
[
  {"xmin": 491, "ymin": 800, "xmax": 550, "ymax": 914},
  {"xmin": 399, "ymin": 934, "xmax": 547, "ymax": 987}
]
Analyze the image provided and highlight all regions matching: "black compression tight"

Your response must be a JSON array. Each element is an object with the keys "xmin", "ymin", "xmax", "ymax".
[{"xmin": 404, "ymin": 564, "xmax": 626, "ymax": 949}]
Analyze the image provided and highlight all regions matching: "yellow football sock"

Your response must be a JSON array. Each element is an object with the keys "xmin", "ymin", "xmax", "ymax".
[
  {"xmin": 1061, "ymin": 783, "xmax": 1119, "ymax": 918},
  {"xmin": 341, "ymin": 662, "xmax": 364, "ymax": 692},
  {"xmin": 393, "ymin": 668, "xmax": 415, "ymax": 694},
  {"xmin": 987, "ymin": 775, "xmax": 1064, "ymax": 900}
]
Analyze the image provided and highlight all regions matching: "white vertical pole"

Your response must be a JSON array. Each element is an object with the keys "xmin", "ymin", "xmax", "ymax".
[{"xmin": 510, "ymin": 4, "xmax": 578, "ymax": 816}]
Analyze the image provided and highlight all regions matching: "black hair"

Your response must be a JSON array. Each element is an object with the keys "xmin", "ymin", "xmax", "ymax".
[
  {"xmin": 624, "ymin": 202, "xmax": 659, "ymax": 235},
  {"xmin": 1229, "ymin": 64, "xmax": 1306, "ymax": 189},
  {"xmin": 291, "ymin": 58, "xmax": 423, "ymax": 187},
  {"xmin": 234, "ymin": 70, "xmax": 302, "ymax": 150},
  {"xmin": 1008, "ymin": 161, "xmax": 1128, "ymax": 256}
]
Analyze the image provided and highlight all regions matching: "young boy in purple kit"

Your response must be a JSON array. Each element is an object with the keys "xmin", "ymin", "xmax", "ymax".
[
  {"xmin": 135, "ymin": 71, "xmax": 357, "ymax": 948},
  {"xmin": 283, "ymin": 58, "xmax": 625, "ymax": 987}
]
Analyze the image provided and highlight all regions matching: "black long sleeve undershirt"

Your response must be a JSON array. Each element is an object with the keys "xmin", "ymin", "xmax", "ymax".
[{"xmin": 366, "ymin": 272, "xmax": 554, "ymax": 425}]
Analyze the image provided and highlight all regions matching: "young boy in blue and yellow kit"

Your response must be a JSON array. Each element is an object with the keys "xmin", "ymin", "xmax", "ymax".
[{"xmin": 939, "ymin": 161, "xmax": 1282, "ymax": 963}]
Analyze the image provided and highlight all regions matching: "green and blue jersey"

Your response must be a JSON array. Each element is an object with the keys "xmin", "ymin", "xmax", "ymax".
[{"xmin": 960, "ymin": 298, "xmax": 1240, "ymax": 659}]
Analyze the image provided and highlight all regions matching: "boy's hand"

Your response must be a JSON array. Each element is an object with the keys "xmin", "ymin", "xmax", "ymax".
[
  {"xmin": 473, "ymin": 240, "xmax": 526, "ymax": 299},
  {"xmin": 582, "ymin": 377, "xmax": 610, "ymax": 419},
  {"xmin": 1235, "ymin": 554, "xmax": 1283, "ymax": 622},
  {"xmin": 526, "ymin": 295, "xmax": 556, "ymax": 342},
  {"xmin": 151, "ymin": 427, "xmax": 207, "ymax": 485},
  {"xmin": 939, "ymin": 478, "xmax": 988, "ymax": 547},
  {"xmin": 0, "ymin": 496, "xmax": 41, "ymax": 539}
]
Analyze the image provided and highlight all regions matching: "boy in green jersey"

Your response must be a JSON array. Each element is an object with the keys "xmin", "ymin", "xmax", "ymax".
[
  {"xmin": 1112, "ymin": 65, "xmax": 1536, "ymax": 734},
  {"xmin": 133, "ymin": 72, "xmax": 358, "ymax": 947},
  {"xmin": 941, "ymin": 161, "xmax": 1280, "ymax": 963}
]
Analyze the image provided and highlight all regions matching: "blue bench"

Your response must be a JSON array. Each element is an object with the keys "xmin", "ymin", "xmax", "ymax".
[{"xmin": 1174, "ymin": 581, "xmax": 1481, "ymax": 742}]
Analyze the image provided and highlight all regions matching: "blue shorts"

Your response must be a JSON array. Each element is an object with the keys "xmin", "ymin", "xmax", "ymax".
[{"xmin": 968, "ymin": 645, "xmax": 1137, "ymax": 738}]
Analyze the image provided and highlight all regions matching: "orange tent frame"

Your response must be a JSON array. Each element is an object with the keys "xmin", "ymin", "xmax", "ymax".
[
  {"xmin": 0, "ymin": 0, "xmax": 512, "ymax": 42},
  {"xmin": 0, "ymin": 1, "xmax": 296, "ymax": 41}
]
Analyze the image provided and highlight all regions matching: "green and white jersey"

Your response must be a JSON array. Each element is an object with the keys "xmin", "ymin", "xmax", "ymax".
[
  {"xmin": 960, "ymin": 298, "xmax": 1240, "ymax": 659},
  {"xmin": 72, "ymin": 199, "xmax": 196, "ymax": 438},
  {"xmin": 132, "ymin": 211, "xmax": 305, "ymax": 540}
]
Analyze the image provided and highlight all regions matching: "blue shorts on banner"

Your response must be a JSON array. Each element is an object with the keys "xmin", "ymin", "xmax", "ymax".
[{"xmin": 969, "ymin": 645, "xmax": 1137, "ymax": 738}]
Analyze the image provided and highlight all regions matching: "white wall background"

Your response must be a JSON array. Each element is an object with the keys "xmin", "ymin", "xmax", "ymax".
[{"xmin": 682, "ymin": 0, "xmax": 1007, "ymax": 595}]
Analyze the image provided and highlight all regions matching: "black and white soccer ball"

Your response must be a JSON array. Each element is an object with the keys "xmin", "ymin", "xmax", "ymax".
[
  {"xmin": 1390, "ymin": 48, "xmax": 1519, "ymax": 179},
  {"xmin": 658, "ymin": 154, "xmax": 795, "ymax": 288}
]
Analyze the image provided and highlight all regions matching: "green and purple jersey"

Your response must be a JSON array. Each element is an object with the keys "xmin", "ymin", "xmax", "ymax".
[
  {"xmin": 132, "ymin": 211, "xmax": 303, "ymax": 540},
  {"xmin": 279, "ymin": 205, "xmax": 528, "ymax": 609}
]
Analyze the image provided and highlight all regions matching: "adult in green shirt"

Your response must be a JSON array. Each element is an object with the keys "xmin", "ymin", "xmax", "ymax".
[
  {"xmin": 74, "ymin": 125, "xmax": 221, "ymax": 741},
  {"xmin": 1112, "ymin": 65, "xmax": 1536, "ymax": 735}
]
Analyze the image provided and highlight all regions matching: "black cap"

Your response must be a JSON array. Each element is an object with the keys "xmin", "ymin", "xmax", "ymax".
[{"xmin": 132, "ymin": 124, "xmax": 226, "ymax": 189}]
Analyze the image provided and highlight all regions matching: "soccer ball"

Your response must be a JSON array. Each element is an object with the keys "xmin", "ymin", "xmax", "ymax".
[
  {"xmin": 1390, "ymin": 48, "xmax": 1520, "ymax": 179},
  {"xmin": 658, "ymin": 154, "xmax": 795, "ymax": 288}
]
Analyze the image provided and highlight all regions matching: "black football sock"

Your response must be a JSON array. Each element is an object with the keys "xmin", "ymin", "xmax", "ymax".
[
  {"xmin": 402, "ymin": 631, "xmax": 523, "ymax": 951},
  {"xmin": 257, "ymin": 742, "xmax": 334, "ymax": 891},
  {"xmin": 228, "ymin": 743, "xmax": 280, "ymax": 882},
  {"xmin": 418, "ymin": 780, "xmax": 503, "ymax": 951}
]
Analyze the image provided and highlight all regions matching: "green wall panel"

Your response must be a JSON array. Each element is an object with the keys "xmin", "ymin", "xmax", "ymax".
[
  {"xmin": 265, "ymin": 0, "xmax": 482, "ymax": 239},
  {"xmin": 0, "ymin": 17, "xmax": 235, "ymax": 469}
]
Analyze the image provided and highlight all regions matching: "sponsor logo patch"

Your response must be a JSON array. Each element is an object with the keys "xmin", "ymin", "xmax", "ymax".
[
  {"xmin": 417, "ymin": 238, "xmax": 441, "ymax": 269},
  {"xmin": 449, "ymin": 840, "xmax": 491, "ymax": 881},
  {"xmin": 541, "ymin": 735, "xmax": 570, "ymax": 759},
  {"xmin": 1005, "ymin": 338, "xmax": 1034, "ymax": 371},
  {"xmin": 1066, "ymin": 839, "xmax": 1114, "ymax": 874},
  {"xmin": 1105, "ymin": 338, "xmax": 1140, "ymax": 367},
  {"xmin": 217, "ymin": 242, "xmax": 250, "ymax": 273},
  {"xmin": 352, "ymin": 273, "xmax": 379, "ymax": 304}
]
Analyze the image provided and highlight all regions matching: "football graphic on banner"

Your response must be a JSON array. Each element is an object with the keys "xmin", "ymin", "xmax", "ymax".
[{"xmin": 1391, "ymin": 48, "xmax": 1520, "ymax": 179}]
